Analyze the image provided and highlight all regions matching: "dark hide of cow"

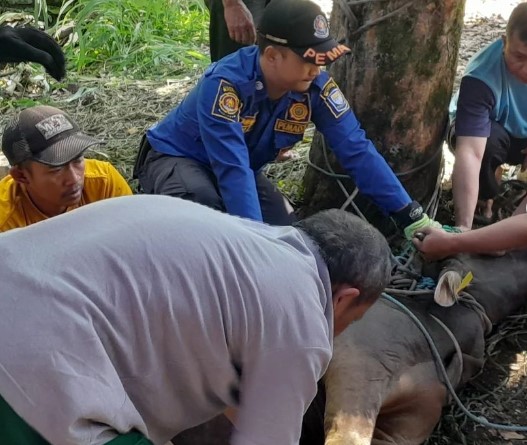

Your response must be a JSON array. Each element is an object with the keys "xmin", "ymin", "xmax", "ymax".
[
  {"xmin": 171, "ymin": 250, "xmax": 527, "ymax": 445},
  {"xmin": 0, "ymin": 26, "xmax": 65, "ymax": 81},
  {"xmin": 305, "ymin": 250, "xmax": 527, "ymax": 445}
]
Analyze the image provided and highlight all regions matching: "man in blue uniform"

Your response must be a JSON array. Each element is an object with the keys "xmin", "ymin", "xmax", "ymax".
[
  {"xmin": 449, "ymin": 3, "xmax": 527, "ymax": 229},
  {"xmin": 136, "ymin": 0, "xmax": 437, "ymax": 238}
]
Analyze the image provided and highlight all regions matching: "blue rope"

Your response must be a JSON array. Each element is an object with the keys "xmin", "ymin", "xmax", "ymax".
[{"xmin": 416, "ymin": 276, "xmax": 436, "ymax": 290}]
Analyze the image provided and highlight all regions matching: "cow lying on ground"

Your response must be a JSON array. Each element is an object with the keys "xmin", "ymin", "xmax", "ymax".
[
  {"xmin": 171, "ymin": 250, "xmax": 527, "ymax": 445},
  {"xmin": 305, "ymin": 250, "xmax": 527, "ymax": 445},
  {"xmin": 0, "ymin": 26, "xmax": 65, "ymax": 80}
]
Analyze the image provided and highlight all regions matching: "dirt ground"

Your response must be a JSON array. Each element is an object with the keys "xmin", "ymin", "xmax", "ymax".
[{"xmin": 1, "ymin": 1, "xmax": 527, "ymax": 444}]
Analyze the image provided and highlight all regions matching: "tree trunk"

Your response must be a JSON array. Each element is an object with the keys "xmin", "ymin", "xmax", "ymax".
[{"xmin": 302, "ymin": 0, "xmax": 465, "ymax": 234}]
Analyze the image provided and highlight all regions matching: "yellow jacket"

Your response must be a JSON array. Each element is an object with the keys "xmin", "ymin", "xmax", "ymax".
[{"xmin": 0, "ymin": 159, "xmax": 132, "ymax": 232}]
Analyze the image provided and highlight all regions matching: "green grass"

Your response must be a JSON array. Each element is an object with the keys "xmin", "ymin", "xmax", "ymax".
[
  {"xmin": 34, "ymin": 0, "xmax": 49, "ymax": 27},
  {"xmin": 54, "ymin": 0, "xmax": 210, "ymax": 78}
]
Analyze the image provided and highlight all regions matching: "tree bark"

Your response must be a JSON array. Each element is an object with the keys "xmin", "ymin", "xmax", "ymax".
[{"xmin": 302, "ymin": 0, "xmax": 465, "ymax": 234}]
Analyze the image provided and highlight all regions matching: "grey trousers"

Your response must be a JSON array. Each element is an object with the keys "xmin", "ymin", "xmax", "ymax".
[{"xmin": 137, "ymin": 150, "xmax": 296, "ymax": 226}]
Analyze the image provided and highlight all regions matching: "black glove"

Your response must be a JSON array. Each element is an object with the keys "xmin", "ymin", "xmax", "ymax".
[
  {"xmin": 392, "ymin": 201, "xmax": 441, "ymax": 240},
  {"xmin": 0, "ymin": 26, "xmax": 66, "ymax": 81}
]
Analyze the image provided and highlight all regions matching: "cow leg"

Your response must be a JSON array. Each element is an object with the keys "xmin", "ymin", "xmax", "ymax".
[
  {"xmin": 325, "ymin": 409, "xmax": 377, "ymax": 445},
  {"xmin": 372, "ymin": 362, "xmax": 446, "ymax": 445},
  {"xmin": 323, "ymin": 349, "xmax": 388, "ymax": 445}
]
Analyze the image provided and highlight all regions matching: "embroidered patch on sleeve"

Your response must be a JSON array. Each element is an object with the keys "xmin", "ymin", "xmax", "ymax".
[
  {"xmin": 320, "ymin": 79, "xmax": 350, "ymax": 118},
  {"xmin": 211, "ymin": 79, "xmax": 241, "ymax": 122}
]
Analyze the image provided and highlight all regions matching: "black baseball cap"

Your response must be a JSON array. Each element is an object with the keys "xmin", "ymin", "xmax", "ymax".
[
  {"xmin": 258, "ymin": 0, "xmax": 351, "ymax": 66},
  {"xmin": 2, "ymin": 105, "xmax": 100, "ymax": 167}
]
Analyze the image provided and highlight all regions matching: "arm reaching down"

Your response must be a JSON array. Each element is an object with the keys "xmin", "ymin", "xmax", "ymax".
[
  {"xmin": 311, "ymin": 75, "xmax": 440, "ymax": 239},
  {"xmin": 196, "ymin": 77, "xmax": 263, "ymax": 220},
  {"xmin": 223, "ymin": 0, "xmax": 256, "ymax": 45},
  {"xmin": 413, "ymin": 214, "xmax": 527, "ymax": 260},
  {"xmin": 452, "ymin": 136, "xmax": 487, "ymax": 230}
]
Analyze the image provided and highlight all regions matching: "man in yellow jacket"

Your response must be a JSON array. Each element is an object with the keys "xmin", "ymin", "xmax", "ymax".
[{"xmin": 0, "ymin": 105, "xmax": 132, "ymax": 232}]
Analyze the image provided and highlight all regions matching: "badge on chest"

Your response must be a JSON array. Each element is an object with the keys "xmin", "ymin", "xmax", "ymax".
[
  {"xmin": 241, "ymin": 115, "xmax": 257, "ymax": 133},
  {"xmin": 274, "ymin": 97, "xmax": 311, "ymax": 135}
]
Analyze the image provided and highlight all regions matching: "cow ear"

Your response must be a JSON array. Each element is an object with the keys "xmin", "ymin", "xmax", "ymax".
[{"xmin": 434, "ymin": 270, "xmax": 461, "ymax": 307}]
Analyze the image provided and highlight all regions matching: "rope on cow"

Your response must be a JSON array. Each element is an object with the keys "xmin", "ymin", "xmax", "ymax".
[
  {"xmin": 457, "ymin": 291, "xmax": 492, "ymax": 335},
  {"xmin": 342, "ymin": 186, "xmax": 526, "ymax": 430},
  {"xmin": 382, "ymin": 241, "xmax": 520, "ymax": 432},
  {"xmin": 382, "ymin": 291, "xmax": 527, "ymax": 432},
  {"xmin": 390, "ymin": 232, "xmax": 493, "ymax": 331},
  {"xmin": 428, "ymin": 313, "xmax": 465, "ymax": 391}
]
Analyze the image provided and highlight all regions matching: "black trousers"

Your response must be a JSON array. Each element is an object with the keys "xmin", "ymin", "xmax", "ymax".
[
  {"xmin": 137, "ymin": 150, "xmax": 296, "ymax": 226},
  {"xmin": 205, "ymin": 0, "xmax": 269, "ymax": 62},
  {"xmin": 449, "ymin": 120, "xmax": 527, "ymax": 200}
]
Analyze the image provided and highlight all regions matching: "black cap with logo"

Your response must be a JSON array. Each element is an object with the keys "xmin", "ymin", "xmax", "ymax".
[
  {"xmin": 258, "ymin": 0, "xmax": 351, "ymax": 66},
  {"xmin": 2, "ymin": 105, "xmax": 100, "ymax": 167}
]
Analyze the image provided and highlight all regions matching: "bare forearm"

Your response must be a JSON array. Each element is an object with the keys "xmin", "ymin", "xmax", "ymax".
[
  {"xmin": 449, "ymin": 214, "xmax": 527, "ymax": 254},
  {"xmin": 222, "ymin": 0, "xmax": 255, "ymax": 44},
  {"xmin": 452, "ymin": 153, "xmax": 481, "ymax": 229},
  {"xmin": 452, "ymin": 135, "xmax": 488, "ymax": 230}
]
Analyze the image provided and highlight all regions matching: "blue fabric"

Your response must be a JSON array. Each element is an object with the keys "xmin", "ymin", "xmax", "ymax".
[
  {"xmin": 148, "ymin": 46, "xmax": 411, "ymax": 220},
  {"xmin": 450, "ymin": 39, "xmax": 527, "ymax": 139}
]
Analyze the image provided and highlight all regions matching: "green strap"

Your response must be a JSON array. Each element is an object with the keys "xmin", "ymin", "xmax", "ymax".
[
  {"xmin": 442, "ymin": 224, "xmax": 463, "ymax": 233},
  {"xmin": 0, "ymin": 394, "xmax": 153, "ymax": 445}
]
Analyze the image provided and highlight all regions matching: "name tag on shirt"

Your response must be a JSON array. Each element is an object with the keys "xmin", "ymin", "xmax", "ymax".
[{"xmin": 274, "ymin": 120, "xmax": 308, "ymax": 134}]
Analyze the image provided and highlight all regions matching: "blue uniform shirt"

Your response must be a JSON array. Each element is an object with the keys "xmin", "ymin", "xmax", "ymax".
[{"xmin": 148, "ymin": 46, "xmax": 411, "ymax": 221}]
